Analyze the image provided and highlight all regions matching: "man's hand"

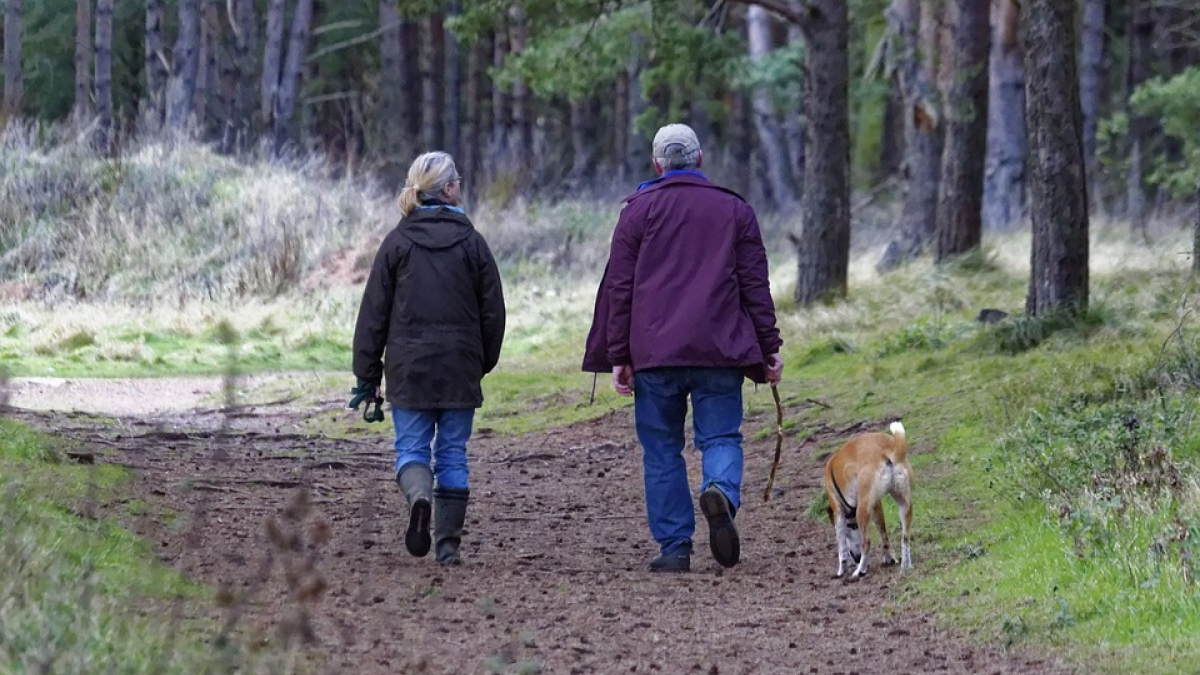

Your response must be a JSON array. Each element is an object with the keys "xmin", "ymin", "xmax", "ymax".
[
  {"xmin": 612, "ymin": 365, "xmax": 634, "ymax": 397},
  {"xmin": 765, "ymin": 353, "xmax": 784, "ymax": 386}
]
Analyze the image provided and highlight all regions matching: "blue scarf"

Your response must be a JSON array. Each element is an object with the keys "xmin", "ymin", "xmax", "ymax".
[
  {"xmin": 636, "ymin": 169, "xmax": 707, "ymax": 193},
  {"xmin": 416, "ymin": 203, "xmax": 466, "ymax": 214}
]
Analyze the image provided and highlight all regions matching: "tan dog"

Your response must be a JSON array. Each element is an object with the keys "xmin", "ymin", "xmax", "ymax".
[{"xmin": 822, "ymin": 421, "xmax": 913, "ymax": 580}]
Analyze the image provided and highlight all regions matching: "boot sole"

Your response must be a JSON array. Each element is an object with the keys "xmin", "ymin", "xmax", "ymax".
[
  {"xmin": 700, "ymin": 489, "xmax": 740, "ymax": 568},
  {"xmin": 406, "ymin": 498, "xmax": 432, "ymax": 557}
]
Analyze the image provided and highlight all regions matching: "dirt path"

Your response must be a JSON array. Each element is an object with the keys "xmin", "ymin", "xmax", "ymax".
[{"xmin": 6, "ymin": 378, "xmax": 1070, "ymax": 675}]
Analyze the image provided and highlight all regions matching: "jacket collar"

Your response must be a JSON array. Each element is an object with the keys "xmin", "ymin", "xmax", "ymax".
[{"xmin": 623, "ymin": 171, "xmax": 744, "ymax": 204}]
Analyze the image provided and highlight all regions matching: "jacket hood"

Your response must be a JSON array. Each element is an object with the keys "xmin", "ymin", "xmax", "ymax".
[{"xmin": 398, "ymin": 207, "xmax": 475, "ymax": 250}]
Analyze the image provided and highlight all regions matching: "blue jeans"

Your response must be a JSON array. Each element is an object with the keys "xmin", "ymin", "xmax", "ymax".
[
  {"xmin": 392, "ymin": 408, "xmax": 476, "ymax": 490},
  {"xmin": 633, "ymin": 367, "xmax": 745, "ymax": 555}
]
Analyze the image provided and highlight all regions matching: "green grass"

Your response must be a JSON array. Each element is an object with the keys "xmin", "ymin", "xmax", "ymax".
[
  {"xmin": 748, "ymin": 262, "xmax": 1200, "ymax": 675},
  {"xmin": 0, "ymin": 420, "xmax": 305, "ymax": 674}
]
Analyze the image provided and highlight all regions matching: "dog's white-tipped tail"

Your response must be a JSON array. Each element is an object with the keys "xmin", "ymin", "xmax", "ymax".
[{"xmin": 889, "ymin": 421, "xmax": 907, "ymax": 463}]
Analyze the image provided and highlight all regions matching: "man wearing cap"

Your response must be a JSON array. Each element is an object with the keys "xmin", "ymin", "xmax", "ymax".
[{"xmin": 583, "ymin": 123, "xmax": 784, "ymax": 572}]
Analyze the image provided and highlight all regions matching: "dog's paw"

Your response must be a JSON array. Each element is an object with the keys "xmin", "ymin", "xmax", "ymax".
[{"xmin": 882, "ymin": 556, "xmax": 898, "ymax": 567}]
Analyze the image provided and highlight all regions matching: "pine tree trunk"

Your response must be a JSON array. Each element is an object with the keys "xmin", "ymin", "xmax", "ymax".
[
  {"xmin": 166, "ymin": 0, "xmax": 201, "ymax": 131},
  {"xmin": 260, "ymin": 0, "xmax": 285, "ymax": 127},
  {"xmin": 626, "ymin": 33, "xmax": 650, "ymax": 180},
  {"xmin": 569, "ymin": 97, "xmax": 594, "ymax": 185},
  {"xmin": 783, "ymin": 23, "xmax": 806, "ymax": 197},
  {"xmin": 613, "ymin": 70, "xmax": 629, "ymax": 182},
  {"xmin": 421, "ymin": 13, "xmax": 444, "ymax": 152},
  {"xmin": 3, "ymin": 0, "xmax": 24, "ymax": 116},
  {"xmin": 510, "ymin": 7, "xmax": 532, "ymax": 169},
  {"xmin": 491, "ymin": 23, "xmax": 511, "ymax": 169},
  {"xmin": 222, "ymin": 0, "xmax": 256, "ymax": 153},
  {"xmin": 1022, "ymin": 0, "xmax": 1089, "ymax": 316},
  {"xmin": 795, "ymin": 0, "xmax": 851, "ymax": 305},
  {"xmin": 94, "ymin": 0, "xmax": 113, "ymax": 151},
  {"xmin": 144, "ymin": 0, "xmax": 167, "ymax": 128},
  {"xmin": 462, "ymin": 36, "xmax": 483, "ymax": 187},
  {"xmin": 400, "ymin": 20, "xmax": 421, "ymax": 142},
  {"xmin": 935, "ymin": 0, "xmax": 989, "ymax": 262},
  {"xmin": 879, "ymin": 74, "xmax": 904, "ymax": 180},
  {"xmin": 747, "ymin": 5, "xmax": 797, "ymax": 211},
  {"xmin": 273, "ymin": 0, "xmax": 315, "ymax": 151},
  {"xmin": 194, "ymin": 0, "xmax": 220, "ymax": 132},
  {"xmin": 444, "ymin": 2, "xmax": 462, "ymax": 162},
  {"xmin": 1126, "ymin": 0, "xmax": 1153, "ymax": 238},
  {"xmin": 74, "ymin": 0, "xmax": 92, "ymax": 120},
  {"xmin": 895, "ymin": 0, "xmax": 943, "ymax": 259},
  {"xmin": 1078, "ymin": 0, "xmax": 1105, "ymax": 213},
  {"xmin": 982, "ymin": 0, "xmax": 1025, "ymax": 229},
  {"xmin": 378, "ymin": 1, "xmax": 404, "ymax": 180}
]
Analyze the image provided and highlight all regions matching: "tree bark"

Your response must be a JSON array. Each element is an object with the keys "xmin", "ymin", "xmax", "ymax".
[
  {"xmin": 510, "ymin": 7, "xmax": 532, "ymax": 168},
  {"xmin": 3, "ymin": 0, "xmax": 24, "ymax": 117},
  {"xmin": 144, "ymin": 0, "xmax": 168, "ymax": 128},
  {"xmin": 747, "ymin": 5, "xmax": 797, "ymax": 211},
  {"xmin": 626, "ymin": 33, "xmax": 650, "ymax": 179},
  {"xmin": 398, "ymin": 20, "xmax": 421, "ymax": 145},
  {"xmin": 491, "ymin": 22, "xmax": 511, "ymax": 168},
  {"xmin": 260, "ymin": 0, "xmax": 285, "ymax": 127},
  {"xmin": 569, "ymin": 97, "xmax": 594, "ymax": 185},
  {"xmin": 894, "ymin": 0, "xmax": 944, "ymax": 260},
  {"xmin": 378, "ymin": 1, "xmax": 405, "ymax": 179},
  {"xmin": 222, "ymin": 0, "xmax": 256, "ymax": 153},
  {"xmin": 273, "ymin": 0, "xmax": 315, "ymax": 151},
  {"xmin": 783, "ymin": 23, "xmax": 806, "ymax": 199},
  {"xmin": 1022, "ymin": 0, "xmax": 1089, "ymax": 316},
  {"xmin": 982, "ymin": 0, "xmax": 1025, "ymax": 229},
  {"xmin": 795, "ymin": 0, "xmax": 850, "ymax": 305},
  {"xmin": 166, "ymin": 0, "xmax": 201, "ymax": 131},
  {"xmin": 935, "ymin": 0, "xmax": 989, "ymax": 262},
  {"xmin": 614, "ymin": 70, "xmax": 629, "ymax": 182},
  {"xmin": 74, "ymin": 0, "xmax": 92, "ymax": 120},
  {"xmin": 194, "ymin": 0, "xmax": 220, "ymax": 131},
  {"xmin": 444, "ymin": 2, "xmax": 462, "ymax": 162},
  {"xmin": 1078, "ymin": 0, "xmax": 1105, "ymax": 213},
  {"xmin": 94, "ymin": 0, "xmax": 113, "ymax": 151},
  {"xmin": 462, "ymin": 36, "xmax": 484, "ymax": 188},
  {"xmin": 422, "ymin": 13, "xmax": 445, "ymax": 152},
  {"xmin": 1126, "ymin": 0, "xmax": 1154, "ymax": 237}
]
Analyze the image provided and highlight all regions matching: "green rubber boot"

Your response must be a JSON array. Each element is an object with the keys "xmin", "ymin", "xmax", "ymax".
[
  {"xmin": 433, "ymin": 487, "xmax": 470, "ymax": 565},
  {"xmin": 397, "ymin": 463, "xmax": 433, "ymax": 557}
]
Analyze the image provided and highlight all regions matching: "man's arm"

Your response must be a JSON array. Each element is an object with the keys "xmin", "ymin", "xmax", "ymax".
[
  {"xmin": 604, "ymin": 204, "xmax": 645, "ymax": 368},
  {"xmin": 735, "ymin": 205, "xmax": 783, "ymax": 357}
]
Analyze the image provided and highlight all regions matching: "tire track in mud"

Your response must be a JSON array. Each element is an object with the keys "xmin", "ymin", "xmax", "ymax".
[{"xmin": 8, "ymin": 402, "xmax": 1071, "ymax": 675}]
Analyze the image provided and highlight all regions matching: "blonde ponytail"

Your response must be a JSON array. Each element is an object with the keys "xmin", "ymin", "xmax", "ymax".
[{"xmin": 397, "ymin": 151, "xmax": 460, "ymax": 217}]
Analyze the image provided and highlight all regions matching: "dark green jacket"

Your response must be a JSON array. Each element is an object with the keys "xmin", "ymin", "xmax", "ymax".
[{"xmin": 352, "ymin": 206, "xmax": 506, "ymax": 409}]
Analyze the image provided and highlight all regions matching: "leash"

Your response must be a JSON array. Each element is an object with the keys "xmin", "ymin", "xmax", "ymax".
[{"xmin": 762, "ymin": 385, "xmax": 784, "ymax": 501}]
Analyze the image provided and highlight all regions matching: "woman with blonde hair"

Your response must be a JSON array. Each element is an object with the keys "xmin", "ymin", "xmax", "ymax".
[{"xmin": 349, "ymin": 151, "xmax": 506, "ymax": 565}]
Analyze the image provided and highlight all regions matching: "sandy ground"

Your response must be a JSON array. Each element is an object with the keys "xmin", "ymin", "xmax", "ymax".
[{"xmin": 3, "ymin": 377, "xmax": 1072, "ymax": 674}]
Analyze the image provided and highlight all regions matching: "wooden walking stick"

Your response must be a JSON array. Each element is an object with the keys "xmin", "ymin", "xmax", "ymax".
[{"xmin": 763, "ymin": 385, "xmax": 784, "ymax": 501}]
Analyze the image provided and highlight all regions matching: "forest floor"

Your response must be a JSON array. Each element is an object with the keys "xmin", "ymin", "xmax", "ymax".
[{"xmin": 6, "ymin": 375, "xmax": 1072, "ymax": 675}]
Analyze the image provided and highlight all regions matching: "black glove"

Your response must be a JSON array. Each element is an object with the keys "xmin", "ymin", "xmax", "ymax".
[{"xmin": 347, "ymin": 379, "xmax": 385, "ymax": 423}]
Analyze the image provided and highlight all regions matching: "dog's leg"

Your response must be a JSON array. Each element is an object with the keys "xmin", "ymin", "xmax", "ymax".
[
  {"xmin": 851, "ymin": 500, "xmax": 872, "ymax": 579},
  {"xmin": 833, "ymin": 511, "xmax": 849, "ymax": 579},
  {"xmin": 874, "ymin": 501, "xmax": 897, "ymax": 566},
  {"xmin": 897, "ymin": 493, "xmax": 913, "ymax": 572}
]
